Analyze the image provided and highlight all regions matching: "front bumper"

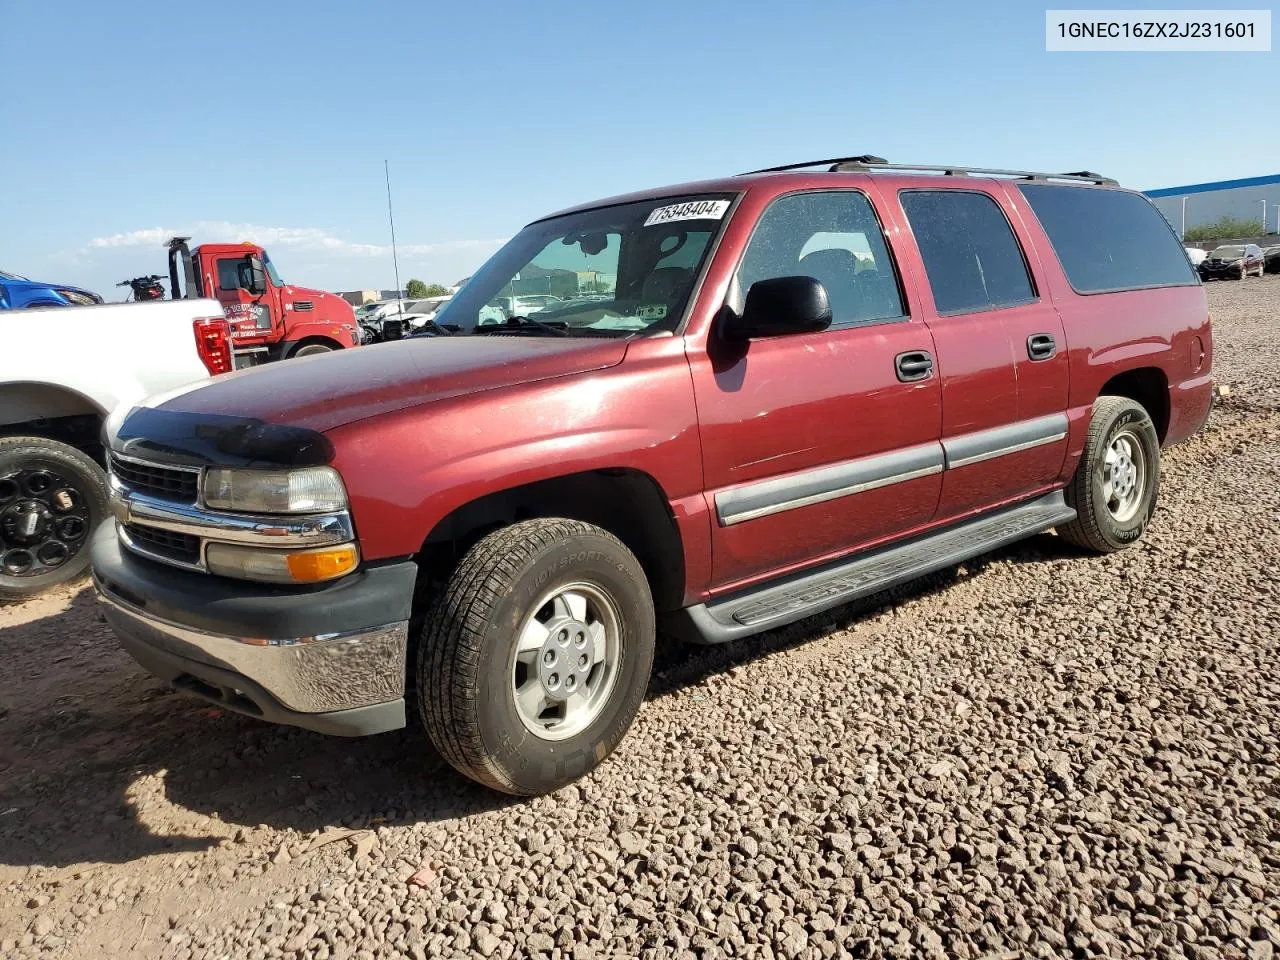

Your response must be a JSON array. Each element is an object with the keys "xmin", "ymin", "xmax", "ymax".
[{"xmin": 92, "ymin": 521, "xmax": 416, "ymax": 736}]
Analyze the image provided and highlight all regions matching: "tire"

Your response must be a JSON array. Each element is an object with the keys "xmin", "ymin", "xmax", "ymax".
[
  {"xmin": 0, "ymin": 437, "xmax": 109, "ymax": 599},
  {"xmin": 1058, "ymin": 397, "xmax": 1161, "ymax": 554},
  {"xmin": 290, "ymin": 343, "xmax": 333, "ymax": 358},
  {"xmin": 417, "ymin": 518, "xmax": 655, "ymax": 795}
]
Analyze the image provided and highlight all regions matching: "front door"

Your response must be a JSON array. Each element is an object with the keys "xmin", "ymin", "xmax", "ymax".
[
  {"xmin": 895, "ymin": 187, "xmax": 1069, "ymax": 521},
  {"xmin": 211, "ymin": 252, "xmax": 276, "ymax": 344},
  {"xmin": 688, "ymin": 189, "xmax": 943, "ymax": 593}
]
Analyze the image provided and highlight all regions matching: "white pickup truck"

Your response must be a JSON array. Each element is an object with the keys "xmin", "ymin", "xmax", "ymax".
[{"xmin": 0, "ymin": 298, "xmax": 230, "ymax": 598}]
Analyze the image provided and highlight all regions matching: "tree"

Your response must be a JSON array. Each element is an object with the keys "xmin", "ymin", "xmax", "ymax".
[
  {"xmin": 1184, "ymin": 216, "xmax": 1265, "ymax": 242},
  {"xmin": 404, "ymin": 279, "xmax": 452, "ymax": 298}
]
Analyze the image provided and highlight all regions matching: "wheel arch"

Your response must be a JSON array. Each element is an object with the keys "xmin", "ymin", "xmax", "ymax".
[
  {"xmin": 0, "ymin": 382, "xmax": 109, "ymax": 460},
  {"xmin": 285, "ymin": 336, "xmax": 346, "ymax": 358},
  {"xmin": 414, "ymin": 467, "xmax": 686, "ymax": 614},
  {"xmin": 1099, "ymin": 366, "xmax": 1170, "ymax": 443}
]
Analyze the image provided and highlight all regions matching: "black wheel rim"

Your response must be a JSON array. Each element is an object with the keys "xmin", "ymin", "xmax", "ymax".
[{"xmin": 0, "ymin": 466, "xmax": 92, "ymax": 579}]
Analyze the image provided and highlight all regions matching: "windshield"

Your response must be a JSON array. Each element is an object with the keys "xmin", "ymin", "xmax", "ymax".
[
  {"xmin": 434, "ymin": 194, "xmax": 736, "ymax": 336},
  {"xmin": 263, "ymin": 253, "xmax": 284, "ymax": 286},
  {"xmin": 1210, "ymin": 246, "xmax": 1245, "ymax": 259}
]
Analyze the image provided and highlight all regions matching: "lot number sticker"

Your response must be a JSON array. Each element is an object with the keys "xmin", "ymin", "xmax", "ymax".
[{"xmin": 644, "ymin": 199, "xmax": 730, "ymax": 227}]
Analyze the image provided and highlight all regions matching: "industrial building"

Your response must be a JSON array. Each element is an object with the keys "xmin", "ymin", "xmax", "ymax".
[{"xmin": 1146, "ymin": 174, "xmax": 1280, "ymax": 239}]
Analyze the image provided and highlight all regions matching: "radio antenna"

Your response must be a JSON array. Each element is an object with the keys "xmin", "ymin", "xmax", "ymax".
[{"xmin": 385, "ymin": 159, "xmax": 403, "ymax": 315}]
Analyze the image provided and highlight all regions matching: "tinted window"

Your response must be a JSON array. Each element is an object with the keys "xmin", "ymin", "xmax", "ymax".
[
  {"xmin": 900, "ymin": 191, "xmax": 1035, "ymax": 314},
  {"xmin": 1019, "ymin": 184, "xmax": 1197, "ymax": 293},
  {"xmin": 738, "ymin": 191, "xmax": 905, "ymax": 327}
]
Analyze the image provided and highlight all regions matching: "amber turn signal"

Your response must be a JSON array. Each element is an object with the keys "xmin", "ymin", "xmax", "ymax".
[
  {"xmin": 205, "ymin": 541, "xmax": 360, "ymax": 584},
  {"xmin": 285, "ymin": 544, "xmax": 359, "ymax": 582}
]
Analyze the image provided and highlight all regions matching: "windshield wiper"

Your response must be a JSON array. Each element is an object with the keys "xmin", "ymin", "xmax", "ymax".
[
  {"xmin": 408, "ymin": 317, "xmax": 460, "ymax": 337},
  {"xmin": 471, "ymin": 315, "xmax": 570, "ymax": 337}
]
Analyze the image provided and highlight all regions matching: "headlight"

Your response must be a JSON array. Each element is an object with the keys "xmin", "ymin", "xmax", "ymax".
[
  {"xmin": 206, "ymin": 542, "xmax": 359, "ymax": 583},
  {"xmin": 202, "ymin": 466, "xmax": 347, "ymax": 514},
  {"xmin": 57, "ymin": 289, "xmax": 100, "ymax": 306}
]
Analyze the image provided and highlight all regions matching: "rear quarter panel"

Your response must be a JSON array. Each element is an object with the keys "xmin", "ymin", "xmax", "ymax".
[
  {"xmin": 997, "ymin": 181, "xmax": 1213, "ymax": 465},
  {"xmin": 0, "ymin": 299, "xmax": 218, "ymax": 420},
  {"xmin": 327, "ymin": 336, "xmax": 712, "ymax": 601}
]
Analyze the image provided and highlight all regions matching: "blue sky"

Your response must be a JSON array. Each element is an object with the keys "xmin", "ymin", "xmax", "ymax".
[{"xmin": 2, "ymin": 0, "xmax": 1273, "ymax": 298}]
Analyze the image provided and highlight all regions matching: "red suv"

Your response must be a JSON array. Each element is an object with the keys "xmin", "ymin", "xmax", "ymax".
[{"xmin": 93, "ymin": 157, "xmax": 1214, "ymax": 795}]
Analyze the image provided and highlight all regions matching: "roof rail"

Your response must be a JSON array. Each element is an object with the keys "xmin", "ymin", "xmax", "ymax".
[
  {"xmin": 739, "ymin": 156, "xmax": 888, "ymax": 175},
  {"xmin": 739, "ymin": 157, "xmax": 1117, "ymax": 186}
]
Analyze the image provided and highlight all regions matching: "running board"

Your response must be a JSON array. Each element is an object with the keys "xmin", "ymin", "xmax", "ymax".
[{"xmin": 666, "ymin": 492, "xmax": 1075, "ymax": 645}]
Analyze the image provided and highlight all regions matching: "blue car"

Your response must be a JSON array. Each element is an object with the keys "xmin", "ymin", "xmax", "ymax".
[{"xmin": 0, "ymin": 268, "xmax": 102, "ymax": 309}]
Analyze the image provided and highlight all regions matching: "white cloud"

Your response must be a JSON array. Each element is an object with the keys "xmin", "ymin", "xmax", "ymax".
[{"xmin": 86, "ymin": 221, "xmax": 504, "ymax": 260}]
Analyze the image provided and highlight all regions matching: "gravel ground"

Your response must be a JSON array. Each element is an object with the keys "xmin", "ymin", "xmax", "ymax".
[{"xmin": 1, "ymin": 280, "xmax": 1278, "ymax": 960}]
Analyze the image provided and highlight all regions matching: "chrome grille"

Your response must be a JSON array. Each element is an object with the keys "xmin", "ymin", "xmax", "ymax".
[
  {"xmin": 110, "ymin": 455, "xmax": 199, "ymax": 503},
  {"xmin": 122, "ymin": 523, "xmax": 201, "ymax": 565}
]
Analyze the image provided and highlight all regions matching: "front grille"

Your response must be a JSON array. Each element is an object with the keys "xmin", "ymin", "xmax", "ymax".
[
  {"xmin": 110, "ymin": 456, "xmax": 199, "ymax": 503},
  {"xmin": 123, "ymin": 523, "xmax": 201, "ymax": 565}
]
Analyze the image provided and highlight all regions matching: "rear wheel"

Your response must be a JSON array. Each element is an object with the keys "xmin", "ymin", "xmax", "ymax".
[
  {"xmin": 1058, "ymin": 397, "xmax": 1161, "ymax": 553},
  {"xmin": 417, "ymin": 518, "xmax": 655, "ymax": 795},
  {"xmin": 0, "ymin": 437, "xmax": 108, "ymax": 599},
  {"xmin": 290, "ymin": 343, "xmax": 333, "ymax": 358}
]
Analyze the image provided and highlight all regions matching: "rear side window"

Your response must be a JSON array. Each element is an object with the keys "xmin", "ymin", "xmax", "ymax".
[
  {"xmin": 899, "ymin": 191, "xmax": 1036, "ymax": 315},
  {"xmin": 1018, "ymin": 184, "xmax": 1197, "ymax": 293}
]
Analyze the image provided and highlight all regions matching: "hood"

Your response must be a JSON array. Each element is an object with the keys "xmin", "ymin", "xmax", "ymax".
[
  {"xmin": 148, "ymin": 335, "xmax": 629, "ymax": 434},
  {"xmin": 284, "ymin": 285, "xmax": 352, "ymax": 312},
  {"xmin": 0, "ymin": 277, "xmax": 101, "ymax": 306}
]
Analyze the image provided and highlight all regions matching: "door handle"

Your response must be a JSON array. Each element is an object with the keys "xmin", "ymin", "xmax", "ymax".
[
  {"xmin": 1027, "ymin": 333, "xmax": 1057, "ymax": 361},
  {"xmin": 895, "ymin": 350, "xmax": 934, "ymax": 382}
]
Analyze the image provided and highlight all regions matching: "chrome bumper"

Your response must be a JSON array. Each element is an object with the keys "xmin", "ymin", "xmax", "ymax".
[{"xmin": 96, "ymin": 573, "xmax": 408, "ymax": 720}]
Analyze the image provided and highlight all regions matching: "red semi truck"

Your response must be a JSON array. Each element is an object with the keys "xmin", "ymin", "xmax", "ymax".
[{"xmin": 167, "ymin": 237, "xmax": 360, "ymax": 367}]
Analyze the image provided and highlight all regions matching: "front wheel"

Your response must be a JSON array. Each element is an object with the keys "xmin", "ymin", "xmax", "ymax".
[
  {"xmin": 0, "ymin": 437, "xmax": 108, "ymax": 599},
  {"xmin": 290, "ymin": 343, "xmax": 333, "ymax": 358},
  {"xmin": 417, "ymin": 518, "xmax": 655, "ymax": 795},
  {"xmin": 1058, "ymin": 396, "xmax": 1161, "ymax": 553}
]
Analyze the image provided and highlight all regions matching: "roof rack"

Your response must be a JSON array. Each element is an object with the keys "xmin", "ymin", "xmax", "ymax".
[{"xmin": 739, "ymin": 157, "xmax": 1117, "ymax": 186}]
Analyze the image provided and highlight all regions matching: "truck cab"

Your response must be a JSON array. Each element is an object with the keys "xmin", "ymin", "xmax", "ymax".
[{"xmin": 168, "ymin": 238, "xmax": 360, "ymax": 366}]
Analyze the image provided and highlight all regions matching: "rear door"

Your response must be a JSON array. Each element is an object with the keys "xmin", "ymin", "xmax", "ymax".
[
  {"xmin": 896, "ymin": 187, "xmax": 1069, "ymax": 521},
  {"xmin": 688, "ymin": 188, "xmax": 943, "ymax": 592}
]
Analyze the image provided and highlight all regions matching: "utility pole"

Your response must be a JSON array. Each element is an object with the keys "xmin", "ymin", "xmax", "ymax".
[
  {"xmin": 385, "ymin": 160, "xmax": 402, "ymax": 316},
  {"xmin": 1180, "ymin": 196, "xmax": 1187, "ymax": 239}
]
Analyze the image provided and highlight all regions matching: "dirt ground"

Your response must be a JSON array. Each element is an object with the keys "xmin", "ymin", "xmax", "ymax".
[{"xmin": 1, "ymin": 280, "xmax": 1277, "ymax": 960}]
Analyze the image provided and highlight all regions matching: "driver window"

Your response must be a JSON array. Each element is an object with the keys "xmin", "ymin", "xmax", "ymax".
[
  {"xmin": 216, "ymin": 258, "xmax": 245, "ymax": 291},
  {"xmin": 737, "ymin": 192, "xmax": 906, "ymax": 327}
]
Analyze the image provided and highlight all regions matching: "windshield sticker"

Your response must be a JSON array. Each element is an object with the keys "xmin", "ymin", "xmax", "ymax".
[
  {"xmin": 643, "ymin": 199, "xmax": 730, "ymax": 227},
  {"xmin": 637, "ymin": 303, "xmax": 668, "ymax": 321}
]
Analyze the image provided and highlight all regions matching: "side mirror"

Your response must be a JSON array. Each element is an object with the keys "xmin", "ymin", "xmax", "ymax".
[
  {"xmin": 238, "ymin": 257, "xmax": 268, "ymax": 295},
  {"xmin": 721, "ymin": 275, "xmax": 832, "ymax": 342}
]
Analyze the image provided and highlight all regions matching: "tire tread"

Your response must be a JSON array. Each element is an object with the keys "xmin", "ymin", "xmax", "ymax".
[
  {"xmin": 0, "ymin": 436, "xmax": 107, "ymax": 598},
  {"xmin": 1058, "ymin": 396, "xmax": 1154, "ymax": 552},
  {"xmin": 417, "ymin": 517, "xmax": 633, "ymax": 794}
]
